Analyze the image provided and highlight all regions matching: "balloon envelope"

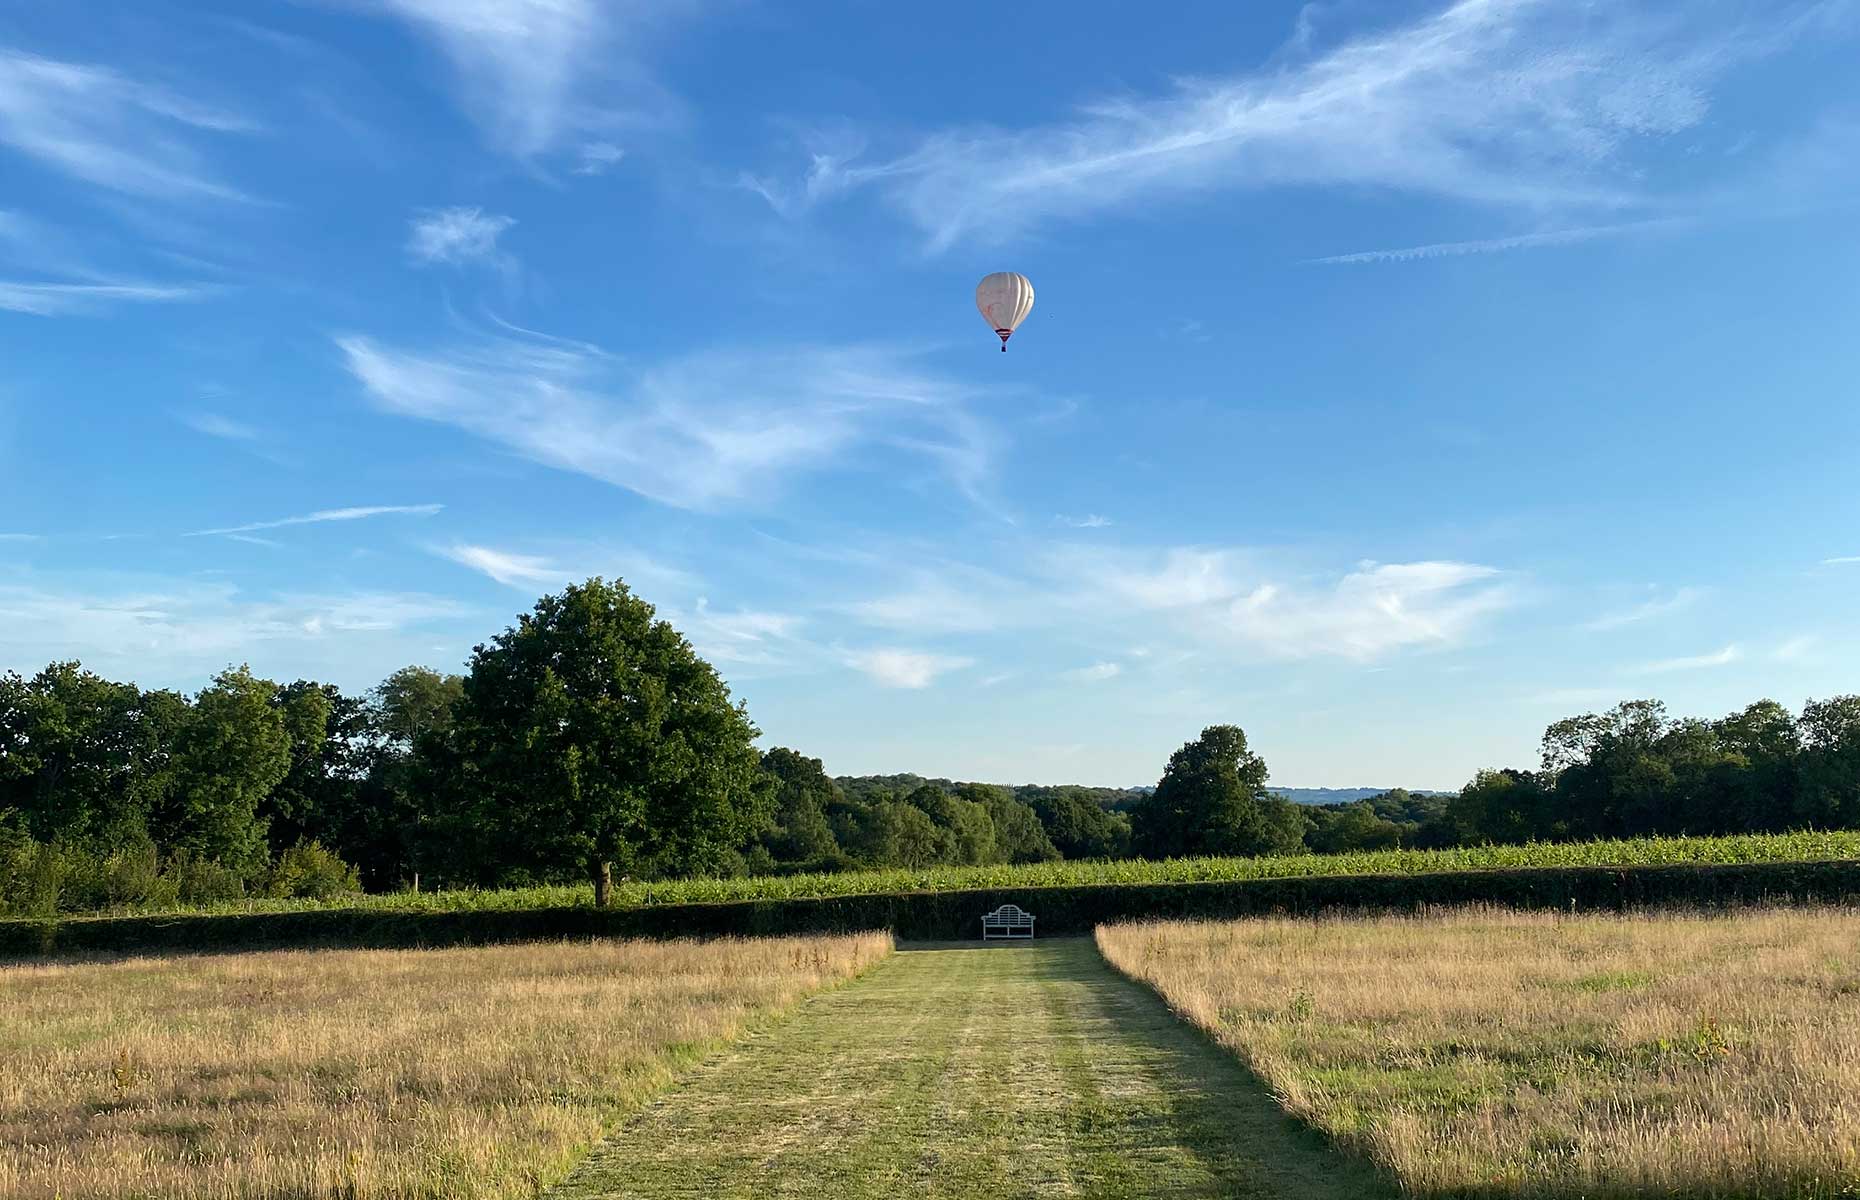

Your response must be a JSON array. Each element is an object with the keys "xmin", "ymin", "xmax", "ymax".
[{"xmin": 976, "ymin": 272, "xmax": 1034, "ymax": 349}]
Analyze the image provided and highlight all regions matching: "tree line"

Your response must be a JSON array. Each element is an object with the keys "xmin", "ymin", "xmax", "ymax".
[{"xmin": 4, "ymin": 577, "xmax": 1859, "ymax": 913}]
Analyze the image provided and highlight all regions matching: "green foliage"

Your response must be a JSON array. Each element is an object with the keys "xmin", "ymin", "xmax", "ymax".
[
  {"xmin": 1133, "ymin": 725, "xmax": 1298, "ymax": 858},
  {"xmin": 756, "ymin": 748, "xmax": 844, "ymax": 868},
  {"xmin": 165, "ymin": 666, "xmax": 292, "ymax": 871},
  {"xmin": 441, "ymin": 578, "xmax": 766, "ymax": 902},
  {"xmin": 961, "ymin": 783, "xmax": 1060, "ymax": 864},
  {"xmin": 7, "ymin": 827, "xmax": 1851, "ymax": 922},
  {"xmin": 7, "ymin": 566, "xmax": 1860, "ymax": 920},
  {"xmin": 0, "ymin": 663, "xmax": 182, "ymax": 850},
  {"xmin": 8, "ymin": 851, "xmax": 1859, "ymax": 957},
  {"xmin": 1798, "ymin": 695, "xmax": 1860, "ymax": 829},
  {"xmin": 260, "ymin": 841, "xmax": 362, "ymax": 900},
  {"xmin": 1026, "ymin": 788, "xmax": 1131, "ymax": 859}
]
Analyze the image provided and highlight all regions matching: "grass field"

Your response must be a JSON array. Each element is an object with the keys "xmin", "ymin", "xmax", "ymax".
[
  {"xmin": 0, "ymin": 932, "xmax": 891, "ymax": 1200},
  {"xmin": 1098, "ymin": 907, "xmax": 1860, "ymax": 1198},
  {"xmin": 23, "ymin": 829, "xmax": 1859, "ymax": 918},
  {"xmin": 552, "ymin": 939, "xmax": 1392, "ymax": 1199}
]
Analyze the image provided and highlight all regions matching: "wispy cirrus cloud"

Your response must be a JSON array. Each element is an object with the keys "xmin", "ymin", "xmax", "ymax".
[
  {"xmin": 574, "ymin": 141, "xmax": 625, "ymax": 175},
  {"xmin": 439, "ymin": 543, "xmax": 567, "ymax": 588},
  {"xmin": 175, "ymin": 411, "xmax": 261, "ymax": 441},
  {"xmin": 1584, "ymin": 586, "xmax": 1703, "ymax": 632},
  {"xmin": 366, "ymin": 0, "xmax": 689, "ymax": 161},
  {"xmin": 0, "ymin": 50, "xmax": 255, "ymax": 200},
  {"xmin": 0, "ymin": 279, "xmax": 206, "ymax": 315},
  {"xmin": 0, "ymin": 576, "xmax": 471, "ymax": 689},
  {"xmin": 189, "ymin": 504, "xmax": 443, "ymax": 537},
  {"xmin": 752, "ymin": 0, "xmax": 1831, "ymax": 250},
  {"xmin": 1312, "ymin": 220, "xmax": 1685, "ymax": 265},
  {"xmin": 436, "ymin": 541, "xmax": 802, "ymax": 669},
  {"xmin": 339, "ymin": 327, "xmax": 998, "ymax": 512},
  {"xmin": 435, "ymin": 540, "xmax": 696, "ymax": 597},
  {"xmin": 842, "ymin": 543, "xmax": 1519, "ymax": 665},
  {"xmin": 0, "ymin": 209, "xmax": 212, "ymax": 315},
  {"xmin": 1065, "ymin": 661, "xmax": 1122, "ymax": 682},
  {"xmin": 1773, "ymin": 635, "xmax": 1816, "ymax": 663},
  {"xmin": 847, "ymin": 647, "xmax": 973, "ymax": 689},
  {"xmin": 1636, "ymin": 644, "xmax": 1742, "ymax": 674},
  {"xmin": 1058, "ymin": 548, "xmax": 1518, "ymax": 661},
  {"xmin": 407, "ymin": 206, "xmax": 515, "ymax": 266},
  {"xmin": 1823, "ymin": 555, "xmax": 1860, "ymax": 566}
]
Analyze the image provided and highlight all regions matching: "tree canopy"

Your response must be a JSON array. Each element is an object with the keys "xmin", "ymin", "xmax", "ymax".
[
  {"xmin": 7, "ymin": 575, "xmax": 1860, "ymax": 917},
  {"xmin": 445, "ymin": 579, "xmax": 766, "ymax": 905}
]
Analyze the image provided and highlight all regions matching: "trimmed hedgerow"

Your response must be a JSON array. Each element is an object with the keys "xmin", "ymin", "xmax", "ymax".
[{"xmin": 4, "ymin": 858, "xmax": 1857, "ymax": 958}]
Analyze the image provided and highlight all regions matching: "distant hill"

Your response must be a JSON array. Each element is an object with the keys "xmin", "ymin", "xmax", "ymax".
[
  {"xmin": 834, "ymin": 774, "xmax": 1449, "ymax": 811},
  {"xmin": 1269, "ymin": 786, "xmax": 1455, "ymax": 805}
]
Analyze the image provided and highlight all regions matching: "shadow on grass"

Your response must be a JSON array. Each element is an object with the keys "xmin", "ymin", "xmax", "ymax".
[
  {"xmin": 551, "ymin": 936, "xmax": 1395, "ymax": 1199},
  {"xmin": 1038, "ymin": 938, "xmax": 1398, "ymax": 1198}
]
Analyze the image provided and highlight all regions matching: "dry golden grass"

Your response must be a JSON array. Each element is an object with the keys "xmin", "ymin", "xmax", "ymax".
[
  {"xmin": 1098, "ymin": 907, "xmax": 1860, "ymax": 1198},
  {"xmin": 0, "ymin": 933, "xmax": 891, "ymax": 1200}
]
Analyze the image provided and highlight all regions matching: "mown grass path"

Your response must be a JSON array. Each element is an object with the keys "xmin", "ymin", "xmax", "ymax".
[{"xmin": 550, "ymin": 939, "xmax": 1390, "ymax": 1199}]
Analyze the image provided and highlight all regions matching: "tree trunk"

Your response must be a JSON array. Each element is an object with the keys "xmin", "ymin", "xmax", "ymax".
[{"xmin": 591, "ymin": 856, "xmax": 613, "ymax": 909}]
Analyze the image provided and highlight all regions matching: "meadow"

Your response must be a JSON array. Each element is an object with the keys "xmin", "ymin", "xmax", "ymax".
[
  {"xmin": 1098, "ymin": 907, "xmax": 1860, "ymax": 1198},
  {"xmin": 24, "ymin": 828, "xmax": 1859, "ymax": 918},
  {"xmin": 0, "ymin": 932, "xmax": 892, "ymax": 1200}
]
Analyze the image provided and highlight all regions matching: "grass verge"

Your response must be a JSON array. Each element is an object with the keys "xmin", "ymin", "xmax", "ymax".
[
  {"xmin": 1098, "ymin": 906, "xmax": 1860, "ymax": 1198},
  {"xmin": 550, "ymin": 939, "xmax": 1392, "ymax": 1199},
  {"xmin": 13, "ymin": 829, "xmax": 1855, "ymax": 919},
  {"xmin": 0, "ymin": 932, "xmax": 892, "ymax": 1200},
  {"xmin": 7, "ymin": 857, "xmax": 1859, "ymax": 957}
]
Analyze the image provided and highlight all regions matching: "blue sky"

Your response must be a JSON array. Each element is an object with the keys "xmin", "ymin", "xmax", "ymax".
[{"xmin": 3, "ymin": 0, "xmax": 1858, "ymax": 789}]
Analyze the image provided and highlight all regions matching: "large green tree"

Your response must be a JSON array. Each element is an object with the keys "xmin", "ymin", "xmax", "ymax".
[
  {"xmin": 1025, "ymin": 787, "xmax": 1130, "ymax": 859},
  {"xmin": 0, "ymin": 663, "xmax": 181, "ymax": 850},
  {"xmin": 445, "ymin": 579, "xmax": 766, "ymax": 905},
  {"xmin": 1797, "ymin": 695, "xmax": 1860, "ymax": 829},
  {"xmin": 958, "ymin": 783, "xmax": 1059, "ymax": 864},
  {"xmin": 162, "ymin": 666, "xmax": 292, "ymax": 870},
  {"xmin": 755, "ymin": 748, "xmax": 843, "ymax": 868},
  {"xmin": 1132, "ymin": 724, "xmax": 1302, "ymax": 858}
]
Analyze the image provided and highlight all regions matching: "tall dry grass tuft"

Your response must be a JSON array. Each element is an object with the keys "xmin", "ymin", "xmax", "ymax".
[
  {"xmin": 0, "ymin": 932, "xmax": 891, "ymax": 1200},
  {"xmin": 1098, "ymin": 907, "xmax": 1860, "ymax": 1198}
]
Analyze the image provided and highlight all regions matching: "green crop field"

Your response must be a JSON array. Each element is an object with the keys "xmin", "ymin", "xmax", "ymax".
[{"xmin": 24, "ymin": 829, "xmax": 1860, "ymax": 919}]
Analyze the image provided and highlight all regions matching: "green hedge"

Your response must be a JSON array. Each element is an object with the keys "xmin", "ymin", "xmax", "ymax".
[{"xmin": 4, "ymin": 858, "xmax": 1858, "ymax": 958}]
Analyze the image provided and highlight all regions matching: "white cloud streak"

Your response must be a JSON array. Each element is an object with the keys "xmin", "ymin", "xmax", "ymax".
[
  {"xmin": 1637, "ymin": 644, "xmax": 1742, "ymax": 674},
  {"xmin": 778, "ymin": 0, "xmax": 1761, "ymax": 249},
  {"xmin": 434, "ymin": 541, "xmax": 697, "ymax": 600},
  {"xmin": 845, "ymin": 545, "xmax": 1519, "ymax": 665},
  {"xmin": 1065, "ymin": 661, "xmax": 1122, "ymax": 682},
  {"xmin": 1312, "ymin": 220, "xmax": 1682, "ymax": 265},
  {"xmin": 368, "ymin": 0, "xmax": 686, "ymax": 160},
  {"xmin": 0, "ymin": 577, "xmax": 470, "ymax": 688},
  {"xmin": 407, "ymin": 206, "xmax": 515, "ymax": 266},
  {"xmin": 847, "ymin": 648, "xmax": 973, "ymax": 689},
  {"xmin": 176, "ymin": 411, "xmax": 260, "ymax": 441},
  {"xmin": 1822, "ymin": 555, "xmax": 1860, "ymax": 566},
  {"xmin": 574, "ymin": 141, "xmax": 625, "ymax": 174},
  {"xmin": 0, "ymin": 280, "xmax": 204, "ymax": 316},
  {"xmin": 190, "ymin": 504, "xmax": 443, "ymax": 537},
  {"xmin": 439, "ymin": 543, "xmax": 565, "ymax": 588},
  {"xmin": 339, "ymin": 329, "xmax": 997, "ymax": 512},
  {"xmin": 1064, "ymin": 549, "xmax": 1518, "ymax": 661},
  {"xmin": 0, "ymin": 51, "xmax": 253, "ymax": 200},
  {"xmin": 1583, "ymin": 587, "xmax": 1703, "ymax": 632}
]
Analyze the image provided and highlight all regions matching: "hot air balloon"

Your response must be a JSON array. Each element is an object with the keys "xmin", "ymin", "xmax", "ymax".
[{"xmin": 975, "ymin": 272, "xmax": 1034, "ymax": 351}]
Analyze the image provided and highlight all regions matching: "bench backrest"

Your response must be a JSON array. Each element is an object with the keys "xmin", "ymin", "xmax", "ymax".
[{"xmin": 983, "ymin": 905, "xmax": 1033, "ymax": 922}]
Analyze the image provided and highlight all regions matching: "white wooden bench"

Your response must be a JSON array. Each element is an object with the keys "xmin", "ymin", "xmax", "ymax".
[{"xmin": 981, "ymin": 904, "xmax": 1035, "ymax": 940}]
